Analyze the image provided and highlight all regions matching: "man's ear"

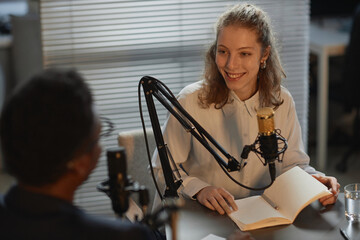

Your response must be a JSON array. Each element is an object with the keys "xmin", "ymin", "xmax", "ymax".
[{"xmin": 67, "ymin": 153, "xmax": 92, "ymax": 179}]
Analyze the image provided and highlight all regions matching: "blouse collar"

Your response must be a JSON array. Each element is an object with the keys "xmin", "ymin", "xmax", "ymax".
[{"xmin": 222, "ymin": 90, "xmax": 260, "ymax": 117}]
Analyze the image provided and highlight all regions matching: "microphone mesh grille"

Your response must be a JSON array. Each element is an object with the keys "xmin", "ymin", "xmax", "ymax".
[{"xmin": 257, "ymin": 107, "xmax": 275, "ymax": 136}]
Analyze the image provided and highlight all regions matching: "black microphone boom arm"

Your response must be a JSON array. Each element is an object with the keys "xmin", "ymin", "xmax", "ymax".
[{"xmin": 140, "ymin": 76, "xmax": 241, "ymax": 197}]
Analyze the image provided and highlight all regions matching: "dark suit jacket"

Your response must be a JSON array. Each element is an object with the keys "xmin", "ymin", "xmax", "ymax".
[{"xmin": 0, "ymin": 185, "xmax": 155, "ymax": 240}]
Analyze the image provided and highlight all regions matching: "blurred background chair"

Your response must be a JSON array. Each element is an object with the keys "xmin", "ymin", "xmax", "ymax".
[
  {"xmin": 117, "ymin": 128, "xmax": 157, "ymax": 211},
  {"xmin": 334, "ymin": 4, "xmax": 360, "ymax": 173}
]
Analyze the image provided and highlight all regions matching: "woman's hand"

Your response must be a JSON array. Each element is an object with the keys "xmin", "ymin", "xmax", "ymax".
[
  {"xmin": 195, "ymin": 186, "xmax": 238, "ymax": 215},
  {"xmin": 312, "ymin": 174, "xmax": 340, "ymax": 206}
]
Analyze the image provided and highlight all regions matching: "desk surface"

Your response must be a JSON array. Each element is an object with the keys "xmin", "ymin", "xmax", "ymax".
[
  {"xmin": 310, "ymin": 24, "xmax": 349, "ymax": 55},
  {"xmin": 170, "ymin": 193, "xmax": 360, "ymax": 240}
]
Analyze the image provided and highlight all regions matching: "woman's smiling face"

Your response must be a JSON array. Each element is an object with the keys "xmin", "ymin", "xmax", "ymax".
[{"xmin": 215, "ymin": 25, "xmax": 269, "ymax": 101}]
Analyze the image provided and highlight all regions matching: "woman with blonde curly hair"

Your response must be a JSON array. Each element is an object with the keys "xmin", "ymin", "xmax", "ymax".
[
  {"xmin": 152, "ymin": 3, "xmax": 339, "ymax": 215},
  {"xmin": 200, "ymin": 3, "xmax": 284, "ymax": 109}
]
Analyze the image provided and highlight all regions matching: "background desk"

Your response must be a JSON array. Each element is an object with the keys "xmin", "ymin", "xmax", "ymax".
[
  {"xmin": 168, "ymin": 193, "xmax": 360, "ymax": 240},
  {"xmin": 309, "ymin": 24, "xmax": 349, "ymax": 171}
]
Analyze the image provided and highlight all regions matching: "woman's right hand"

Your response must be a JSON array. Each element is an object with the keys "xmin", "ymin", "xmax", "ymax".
[{"xmin": 195, "ymin": 186, "xmax": 238, "ymax": 215}]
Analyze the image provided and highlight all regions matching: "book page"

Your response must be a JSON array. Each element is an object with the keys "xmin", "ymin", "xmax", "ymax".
[
  {"xmin": 262, "ymin": 166, "xmax": 331, "ymax": 221},
  {"xmin": 229, "ymin": 196, "xmax": 287, "ymax": 226}
]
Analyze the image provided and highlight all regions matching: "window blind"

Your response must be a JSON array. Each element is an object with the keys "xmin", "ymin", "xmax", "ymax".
[{"xmin": 39, "ymin": 0, "xmax": 310, "ymax": 216}]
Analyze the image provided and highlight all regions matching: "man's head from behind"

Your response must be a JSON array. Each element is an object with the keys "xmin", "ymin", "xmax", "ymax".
[{"xmin": 0, "ymin": 68, "xmax": 99, "ymax": 186}]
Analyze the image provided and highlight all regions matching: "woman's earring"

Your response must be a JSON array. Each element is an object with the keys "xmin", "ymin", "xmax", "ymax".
[{"xmin": 261, "ymin": 61, "xmax": 267, "ymax": 69}]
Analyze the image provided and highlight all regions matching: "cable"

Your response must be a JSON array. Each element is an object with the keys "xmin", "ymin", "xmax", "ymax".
[{"xmin": 138, "ymin": 81, "xmax": 163, "ymax": 201}]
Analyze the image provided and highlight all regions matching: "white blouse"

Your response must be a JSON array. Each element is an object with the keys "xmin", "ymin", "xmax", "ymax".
[{"xmin": 152, "ymin": 81, "xmax": 321, "ymax": 200}]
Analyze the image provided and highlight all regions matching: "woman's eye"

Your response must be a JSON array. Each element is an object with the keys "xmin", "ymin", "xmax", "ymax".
[{"xmin": 241, "ymin": 52, "xmax": 251, "ymax": 56}]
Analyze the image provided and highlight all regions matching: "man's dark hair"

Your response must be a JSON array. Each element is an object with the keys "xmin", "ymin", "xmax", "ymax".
[{"xmin": 0, "ymin": 68, "xmax": 94, "ymax": 186}]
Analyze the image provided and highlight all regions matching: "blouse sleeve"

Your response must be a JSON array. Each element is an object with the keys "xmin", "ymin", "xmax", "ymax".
[
  {"xmin": 279, "ymin": 90, "xmax": 324, "ymax": 176},
  {"xmin": 151, "ymin": 87, "xmax": 211, "ymax": 199}
]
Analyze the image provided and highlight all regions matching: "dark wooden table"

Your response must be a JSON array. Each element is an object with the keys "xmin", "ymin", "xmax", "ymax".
[{"xmin": 167, "ymin": 193, "xmax": 360, "ymax": 240}]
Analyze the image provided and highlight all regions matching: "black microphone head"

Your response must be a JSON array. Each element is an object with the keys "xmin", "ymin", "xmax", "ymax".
[
  {"xmin": 106, "ymin": 146, "xmax": 129, "ymax": 216},
  {"xmin": 106, "ymin": 146, "xmax": 127, "ymax": 180}
]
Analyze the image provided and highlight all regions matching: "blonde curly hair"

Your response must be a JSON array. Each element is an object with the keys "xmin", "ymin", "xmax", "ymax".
[{"xmin": 199, "ymin": 3, "xmax": 285, "ymax": 109}]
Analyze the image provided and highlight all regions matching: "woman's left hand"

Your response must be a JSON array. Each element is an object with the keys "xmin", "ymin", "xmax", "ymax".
[{"xmin": 312, "ymin": 174, "xmax": 340, "ymax": 206}]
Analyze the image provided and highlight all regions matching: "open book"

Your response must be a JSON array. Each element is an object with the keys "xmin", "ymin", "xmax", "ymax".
[{"xmin": 228, "ymin": 166, "xmax": 332, "ymax": 231}]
